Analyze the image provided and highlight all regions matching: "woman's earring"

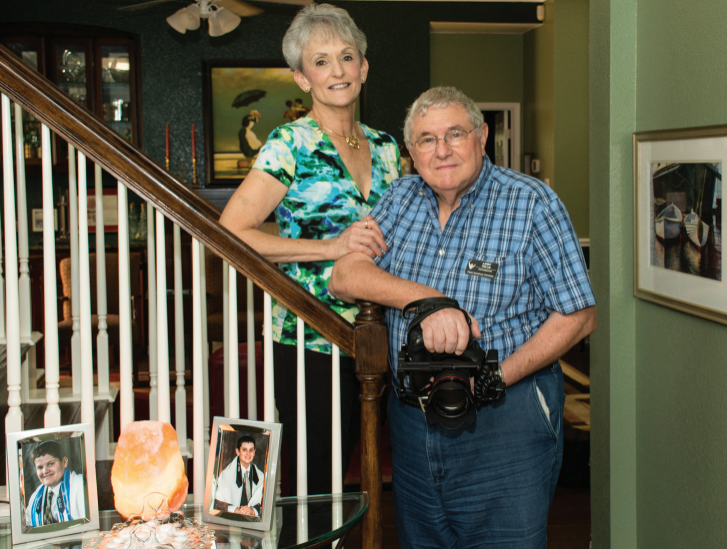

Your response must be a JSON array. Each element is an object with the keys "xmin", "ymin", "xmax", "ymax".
[
  {"xmin": 304, "ymin": 87, "xmax": 310, "ymax": 93},
  {"xmin": 361, "ymin": 78, "xmax": 366, "ymax": 84}
]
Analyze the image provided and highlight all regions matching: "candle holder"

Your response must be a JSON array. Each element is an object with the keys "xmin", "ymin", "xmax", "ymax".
[
  {"xmin": 191, "ymin": 157, "xmax": 200, "ymax": 188},
  {"xmin": 165, "ymin": 156, "xmax": 170, "ymax": 172}
]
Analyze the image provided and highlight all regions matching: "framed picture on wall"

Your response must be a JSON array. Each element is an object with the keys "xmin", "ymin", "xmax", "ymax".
[
  {"xmin": 633, "ymin": 124, "xmax": 726, "ymax": 323},
  {"xmin": 202, "ymin": 60, "xmax": 362, "ymax": 186},
  {"xmin": 87, "ymin": 187, "xmax": 118, "ymax": 232}
]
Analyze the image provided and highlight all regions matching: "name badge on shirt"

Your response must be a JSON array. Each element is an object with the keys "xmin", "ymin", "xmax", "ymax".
[{"xmin": 465, "ymin": 259, "xmax": 499, "ymax": 279}]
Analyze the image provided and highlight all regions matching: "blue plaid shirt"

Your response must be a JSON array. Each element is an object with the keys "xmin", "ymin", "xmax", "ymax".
[{"xmin": 371, "ymin": 156, "xmax": 596, "ymax": 375}]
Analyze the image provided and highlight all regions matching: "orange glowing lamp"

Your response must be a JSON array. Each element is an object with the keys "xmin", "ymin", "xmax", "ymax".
[{"xmin": 111, "ymin": 421, "xmax": 189, "ymax": 519}]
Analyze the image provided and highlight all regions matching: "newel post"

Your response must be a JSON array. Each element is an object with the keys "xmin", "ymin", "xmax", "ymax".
[{"xmin": 354, "ymin": 301, "xmax": 388, "ymax": 549}]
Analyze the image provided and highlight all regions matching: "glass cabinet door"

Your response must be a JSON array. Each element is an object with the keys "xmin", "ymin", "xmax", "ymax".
[
  {"xmin": 5, "ymin": 39, "xmax": 42, "ymax": 71},
  {"xmin": 101, "ymin": 44, "xmax": 133, "ymax": 141},
  {"xmin": 54, "ymin": 42, "xmax": 89, "ymax": 108},
  {"xmin": 3, "ymin": 39, "xmax": 44, "ymax": 162}
]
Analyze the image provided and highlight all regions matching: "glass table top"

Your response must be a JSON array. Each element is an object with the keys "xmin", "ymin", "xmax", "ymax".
[{"xmin": 0, "ymin": 494, "xmax": 368, "ymax": 549}]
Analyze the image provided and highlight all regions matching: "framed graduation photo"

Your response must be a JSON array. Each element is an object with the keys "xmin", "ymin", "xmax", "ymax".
[
  {"xmin": 202, "ymin": 417, "xmax": 282, "ymax": 532},
  {"xmin": 6, "ymin": 423, "xmax": 99, "ymax": 544}
]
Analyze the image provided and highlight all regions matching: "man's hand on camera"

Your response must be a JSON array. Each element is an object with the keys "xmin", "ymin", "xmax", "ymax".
[{"xmin": 420, "ymin": 308, "xmax": 481, "ymax": 355}]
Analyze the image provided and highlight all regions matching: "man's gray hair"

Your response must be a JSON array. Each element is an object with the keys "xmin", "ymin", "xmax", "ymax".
[
  {"xmin": 404, "ymin": 87, "xmax": 485, "ymax": 144},
  {"xmin": 282, "ymin": 4, "xmax": 367, "ymax": 73}
]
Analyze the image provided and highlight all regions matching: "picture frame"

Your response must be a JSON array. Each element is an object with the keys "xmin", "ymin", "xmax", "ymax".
[
  {"xmin": 202, "ymin": 59, "xmax": 362, "ymax": 186},
  {"xmin": 87, "ymin": 187, "xmax": 118, "ymax": 232},
  {"xmin": 6, "ymin": 423, "xmax": 99, "ymax": 544},
  {"xmin": 202, "ymin": 417, "xmax": 282, "ymax": 532},
  {"xmin": 634, "ymin": 125, "xmax": 725, "ymax": 323},
  {"xmin": 31, "ymin": 208, "xmax": 58, "ymax": 232}
]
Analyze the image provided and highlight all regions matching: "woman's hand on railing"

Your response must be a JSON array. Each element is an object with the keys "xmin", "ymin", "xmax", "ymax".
[{"xmin": 327, "ymin": 215, "xmax": 388, "ymax": 261}]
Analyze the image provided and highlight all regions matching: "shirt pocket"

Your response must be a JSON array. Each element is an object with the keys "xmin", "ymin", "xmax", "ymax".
[{"xmin": 466, "ymin": 253, "xmax": 529, "ymax": 315}]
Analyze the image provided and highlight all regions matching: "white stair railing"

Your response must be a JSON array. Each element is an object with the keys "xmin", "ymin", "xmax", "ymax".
[
  {"xmin": 147, "ymin": 202, "xmax": 158, "ymax": 420},
  {"xmin": 94, "ymin": 164, "xmax": 110, "ymax": 397},
  {"xmin": 14, "ymin": 104, "xmax": 36, "ymax": 399},
  {"xmin": 1, "ymin": 94, "xmax": 351, "ymax": 515},
  {"xmin": 155, "ymin": 209, "xmax": 171, "ymax": 423},
  {"xmin": 118, "ymin": 181, "xmax": 135, "ymax": 431},
  {"xmin": 174, "ymin": 223, "xmax": 187, "ymax": 449},
  {"xmin": 41, "ymin": 124, "xmax": 61, "ymax": 429},
  {"xmin": 68, "ymin": 145, "xmax": 81, "ymax": 395},
  {"xmin": 77, "ymin": 153, "xmax": 95, "ymax": 432},
  {"xmin": 2, "ymin": 94, "xmax": 23, "ymax": 433}
]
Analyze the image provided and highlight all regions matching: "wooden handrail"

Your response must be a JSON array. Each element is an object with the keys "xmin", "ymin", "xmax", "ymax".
[{"xmin": 0, "ymin": 44, "xmax": 355, "ymax": 356}]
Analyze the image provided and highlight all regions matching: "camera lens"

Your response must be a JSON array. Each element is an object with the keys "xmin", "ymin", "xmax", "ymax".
[{"xmin": 429, "ymin": 370, "xmax": 473, "ymax": 419}]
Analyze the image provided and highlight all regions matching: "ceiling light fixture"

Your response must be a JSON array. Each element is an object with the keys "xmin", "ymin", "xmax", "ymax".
[{"xmin": 166, "ymin": 0, "xmax": 241, "ymax": 36}]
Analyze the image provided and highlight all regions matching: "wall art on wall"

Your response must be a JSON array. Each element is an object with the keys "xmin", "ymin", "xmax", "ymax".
[
  {"xmin": 202, "ymin": 60, "xmax": 362, "ymax": 186},
  {"xmin": 6, "ymin": 423, "xmax": 99, "ymax": 544},
  {"xmin": 202, "ymin": 417, "xmax": 282, "ymax": 532},
  {"xmin": 87, "ymin": 187, "xmax": 119, "ymax": 232},
  {"xmin": 634, "ymin": 125, "xmax": 725, "ymax": 323}
]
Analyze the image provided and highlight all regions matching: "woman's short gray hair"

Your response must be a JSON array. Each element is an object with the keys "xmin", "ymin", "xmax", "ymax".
[
  {"xmin": 404, "ymin": 87, "xmax": 485, "ymax": 144},
  {"xmin": 282, "ymin": 4, "xmax": 367, "ymax": 73}
]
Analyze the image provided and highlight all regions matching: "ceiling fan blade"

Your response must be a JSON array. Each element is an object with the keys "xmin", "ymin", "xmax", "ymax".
[
  {"xmin": 215, "ymin": 0, "xmax": 264, "ymax": 17},
  {"xmin": 249, "ymin": 0, "xmax": 312, "ymax": 5},
  {"xmin": 119, "ymin": 0, "xmax": 179, "ymax": 11}
]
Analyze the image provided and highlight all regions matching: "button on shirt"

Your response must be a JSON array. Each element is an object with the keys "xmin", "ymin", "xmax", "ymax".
[{"xmin": 371, "ymin": 156, "xmax": 596, "ymax": 375}]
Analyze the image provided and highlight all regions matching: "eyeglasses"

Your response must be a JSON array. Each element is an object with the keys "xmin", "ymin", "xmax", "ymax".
[{"xmin": 412, "ymin": 128, "xmax": 477, "ymax": 153}]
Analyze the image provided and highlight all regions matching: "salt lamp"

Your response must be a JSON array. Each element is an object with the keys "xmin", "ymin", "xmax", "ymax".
[{"xmin": 111, "ymin": 421, "xmax": 189, "ymax": 519}]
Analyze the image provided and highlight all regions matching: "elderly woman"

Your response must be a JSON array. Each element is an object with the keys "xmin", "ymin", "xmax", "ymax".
[{"xmin": 219, "ymin": 3, "xmax": 401, "ymax": 496}]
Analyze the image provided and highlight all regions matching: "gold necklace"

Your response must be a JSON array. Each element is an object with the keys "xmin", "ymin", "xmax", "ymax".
[{"xmin": 311, "ymin": 113, "xmax": 360, "ymax": 150}]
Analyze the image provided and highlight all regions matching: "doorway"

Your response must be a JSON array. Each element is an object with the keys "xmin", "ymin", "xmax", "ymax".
[{"xmin": 476, "ymin": 102, "xmax": 521, "ymax": 173}]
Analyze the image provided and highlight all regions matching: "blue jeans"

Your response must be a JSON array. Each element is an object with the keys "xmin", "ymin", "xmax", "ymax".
[{"xmin": 389, "ymin": 363, "xmax": 565, "ymax": 549}]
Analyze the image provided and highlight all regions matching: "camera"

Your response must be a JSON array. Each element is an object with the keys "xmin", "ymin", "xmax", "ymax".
[{"xmin": 396, "ymin": 297, "xmax": 505, "ymax": 430}]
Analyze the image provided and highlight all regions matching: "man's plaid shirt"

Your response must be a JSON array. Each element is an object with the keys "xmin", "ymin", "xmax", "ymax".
[{"xmin": 371, "ymin": 156, "xmax": 596, "ymax": 375}]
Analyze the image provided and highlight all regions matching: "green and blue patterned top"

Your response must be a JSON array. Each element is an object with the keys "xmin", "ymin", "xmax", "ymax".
[{"xmin": 253, "ymin": 116, "xmax": 401, "ymax": 354}]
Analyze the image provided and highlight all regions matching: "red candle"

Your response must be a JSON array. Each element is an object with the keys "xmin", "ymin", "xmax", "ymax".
[
  {"xmin": 191, "ymin": 124, "xmax": 196, "ymax": 159},
  {"xmin": 165, "ymin": 123, "xmax": 170, "ymax": 158}
]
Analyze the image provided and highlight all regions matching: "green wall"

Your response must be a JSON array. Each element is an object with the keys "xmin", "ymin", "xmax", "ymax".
[
  {"xmin": 591, "ymin": 0, "xmax": 727, "ymax": 547},
  {"xmin": 554, "ymin": 0, "xmax": 589, "ymax": 239},
  {"xmin": 524, "ymin": 0, "xmax": 554, "ymax": 196},
  {"xmin": 635, "ymin": 0, "xmax": 727, "ymax": 547},
  {"xmin": 430, "ymin": 33, "xmax": 523, "ymax": 103}
]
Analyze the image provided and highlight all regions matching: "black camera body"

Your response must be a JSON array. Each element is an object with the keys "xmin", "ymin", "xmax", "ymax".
[{"xmin": 397, "ymin": 297, "xmax": 505, "ymax": 430}]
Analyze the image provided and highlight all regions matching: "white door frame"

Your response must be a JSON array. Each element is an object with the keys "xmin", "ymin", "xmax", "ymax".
[{"xmin": 476, "ymin": 102, "xmax": 521, "ymax": 173}]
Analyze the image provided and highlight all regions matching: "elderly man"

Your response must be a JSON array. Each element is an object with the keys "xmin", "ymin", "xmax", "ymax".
[
  {"xmin": 329, "ymin": 87, "xmax": 596, "ymax": 548},
  {"xmin": 25, "ymin": 441, "xmax": 86, "ymax": 526}
]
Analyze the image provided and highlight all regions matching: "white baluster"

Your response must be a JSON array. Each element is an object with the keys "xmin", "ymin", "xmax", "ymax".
[
  {"xmin": 14, "ymin": 104, "xmax": 34, "ymax": 399},
  {"xmin": 200, "ymin": 246, "xmax": 210, "ymax": 455},
  {"xmin": 77, "ymin": 153, "xmax": 94, "ymax": 428},
  {"xmin": 246, "ymin": 279, "xmax": 256, "ymax": 421},
  {"xmin": 147, "ymin": 202, "xmax": 158, "ymax": 420},
  {"xmin": 297, "ymin": 317, "xmax": 307, "ymax": 497},
  {"xmin": 118, "ymin": 181, "xmax": 135, "ymax": 429},
  {"xmin": 331, "ymin": 343, "xmax": 343, "ymax": 546},
  {"xmin": 192, "ymin": 238, "xmax": 205, "ymax": 503},
  {"xmin": 68, "ymin": 144, "xmax": 81, "ymax": 395},
  {"xmin": 2, "ymin": 94, "xmax": 23, "ymax": 432},
  {"xmin": 173, "ymin": 224, "xmax": 187, "ymax": 447},
  {"xmin": 223, "ymin": 261, "xmax": 229, "ymax": 415},
  {"xmin": 41, "ymin": 125, "xmax": 60, "ymax": 428},
  {"xmin": 228, "ymin": 263, "xmax": 239, "ymax": 419},
  {"xmin": 331, "ymin": 344, "xmax": 342, "ymax": 493},
  {"xmin": 95, "ymin": 164, "xmax": 110, "ymax": 395},
  {"xmin": 14, "ymin": 105, "xmax": 32, "ymax": 341},
  {"xmin": 263, "ymin": 292, "xmax": 274, "ymax": 423},
  {"xmin": 156, "ymin": 210, "xmax": 170, "ymax": 423}
]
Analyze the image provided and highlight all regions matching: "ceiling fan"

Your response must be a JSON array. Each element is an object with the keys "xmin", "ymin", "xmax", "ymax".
[{"xmin": 120, "ymin": 0, "xmax": 311, "ymax": 37}]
